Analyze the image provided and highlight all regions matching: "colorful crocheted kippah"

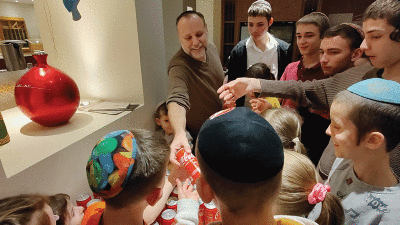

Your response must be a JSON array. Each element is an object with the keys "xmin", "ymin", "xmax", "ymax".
[
  {"xmin": 347, "ymin": 78, "xmax": 400, "ymax": 104},
  {"xmin": 86, "ymin": 130, "xmax": 138, "ymax": 199}
]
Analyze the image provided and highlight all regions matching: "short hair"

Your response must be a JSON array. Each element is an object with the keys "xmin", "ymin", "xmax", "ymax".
[
  {"xmin": 333, "ymin": 90, "xmax": 400, "ymax": 152},
  {"xmin": 296, "ymin": 12, "xmax": 330, "ymax": 38},
  {"xmin": 155, "ymin": 102, "xmax": 168, "ymax": 119},
  {"xmin": 196, "ymin": 145, "xmax": 282, "ymax": 213},
  {"xmin": 263, "ymin": 108, "xmax": 307, "ymax": 155},
  {"xmin": 0, "ymin": 194, "xmax": 51, "ymax": 225},
  {"xmin": 105, "ymin": 129, "xmax": 170, "ymax": 208},
  {"xmin": 363, "ymin": 0, "xmax": 400, "ymax": 42},
  {"xmin": 176, "ymin": 11, "xmax": 206, "ymax": 27},
  {"xmin": 245, "ymin": 63, "xmax": 275, "ymax": 80},
  {"xmin": 322, "ymin": 24, "xmax": 364, "ymax": 50},
  {"xmin": 248, "ymin": 0, "xmax": 272, "ymax": 21},
  {"xmin": 277, "ymin": 151, "xmax": 344, "ymax": 225},
  {"xmin": 46, "ymin": 194, "xmax": 70, "ymax": 225}
]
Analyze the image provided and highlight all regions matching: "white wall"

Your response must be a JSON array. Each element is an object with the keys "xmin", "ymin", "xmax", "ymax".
[
  {"xmin": 197, "ymin": 0, "xmax": 222, "ymax": 55},
  {"xmin": 162, "ymin": 0, "xmax": 184, "ymax": 67},
  {"xmin": 0, "ymin": 2, "xmax": 41, "ymax": 39},
  {"xmin": 213, "ymin": 0, "xmax": 222, "ymax": 54},
  {"xmin": 33, "ymin": 0, "xmax": 144, "ymax": 104},
  {"xmin": 0, "ymin": 0, "xmax": 168, "ymax": 200},
  {"xmin": 197, "ymin": 0, "xmax": 214, "ymax": 44}
]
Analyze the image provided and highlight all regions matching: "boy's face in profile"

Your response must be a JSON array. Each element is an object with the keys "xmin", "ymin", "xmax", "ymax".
[
  {"xmin": 296, "ymin": 23, "xmax": 321, "ymax": 56},
  {"xmin": 156, "ymin": 114, "xmax": 173, "ymax": 135},
  {"xmin": 361, "ymin": 18, "xmax": 400, "ymax": 70},
  {"xmin": 326, "ymin": 101, "xmax": 362, "ymax": 159}
]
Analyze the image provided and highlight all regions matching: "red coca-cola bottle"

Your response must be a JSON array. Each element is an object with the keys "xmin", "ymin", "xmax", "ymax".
[{"xmin": 176, "ymin": 148, "xmax": 201, "ymax": 182}]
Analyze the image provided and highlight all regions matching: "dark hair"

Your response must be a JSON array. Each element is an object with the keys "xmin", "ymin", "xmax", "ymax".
[
  {"xmin": 46, "ymin": 194, "xmax": 70, "ymax": 225},
  {"xmin": 176, "ymin": 11, "xmax": 206, "ymax": 27},
  {"xmin": 245, "ymin": 63, "xmax": 275, "ymax": 80},
  {"xmin": 0, "ymin": 194, "xmax": 51, "ymax": 225},
  {"xmin": 248, "ymin": 0, "xmax": 272, "ymax": 21},
  {"xmin": 296, "ymin": 12, "xmax": 330, "ymax": 38},
  {"xmin": 322, "ymin": 24, "xmax": 364, "ymax": 50},
  {"xmin": 197, "ymin": 145, "xmax": 282, "ymax": 213},
  {"xmin": 363, "ymin": 0, "xmax": 400, "ymax": 42},
  {"xmin": 105, "ymin": 129, "xmax": 170, "ymax": 208},
  {"xmin": 334, "ymin": 90, "xmax": 400, "ymax": 152},
  {"xmin": 155, "ymin": 102, "xmax": 168, "ymax": 119}
]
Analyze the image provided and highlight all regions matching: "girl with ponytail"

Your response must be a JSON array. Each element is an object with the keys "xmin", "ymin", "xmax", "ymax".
[
  {"xmin": 276, "ymin": 150, "xmax": 344, "ymax": 225},
  {"xmin": 263, "ymin": 108, "xmax": 307, "ymax": 155}
]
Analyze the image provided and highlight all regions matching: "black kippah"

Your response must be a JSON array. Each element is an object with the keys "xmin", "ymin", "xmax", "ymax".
[{"xmin": 198, "ymin": 107, "xmax": 284, "ymax": 183}]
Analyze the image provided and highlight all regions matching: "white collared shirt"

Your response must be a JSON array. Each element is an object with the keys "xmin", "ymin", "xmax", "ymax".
[{"xmin": 246, "ymin": 33, "xmax": 279, "ymax": 79}]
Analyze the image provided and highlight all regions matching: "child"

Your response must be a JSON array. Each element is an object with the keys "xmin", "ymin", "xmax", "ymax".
[
  {"xmin": 244, "ymin": 63, "xmax": 280, "ymax": 112},
  {"xmin": 194, "ymin": 107, "xmax": 317, "ymax": 224},
  {"xmin": 0, "ymin": 194, "xmax": 58, "ymax": 225},
  {"xmin": 155, "ymin": 102, "xmax": 193, "ymax": 149},
  {"xmin": 280, "ymin": 12, "xmax": 330, "ymax": 110},
  {"xmin": 82, "ymin": 129, "xmax": 171, "ymax": 225},
  {"xmin": 227, "ymin": 0, "xmax": 291, "ymax": 107},
  {"xmin": 218, "ymin": 0, "xmax": 400, "ymax": 181},
  {"xmin": 277, "ymin": 150, "xmax": 344, "ymax": 225},
  {"xmin": 308, "ymin": 79, "xmax": 400, "ymax": 224},
  {"xmin": 263, "ymin": 108, "xmax": 307, "ymax": 155},
  {"xmin": 47, "ymin": 193, "xmax": 84, "ymax": 225}
]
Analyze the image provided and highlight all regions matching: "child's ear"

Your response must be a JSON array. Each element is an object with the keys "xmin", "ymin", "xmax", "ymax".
[
  {"xmin": 268, "ymin": 17, "xmax": 274, "ymax": 27},
  {"xmin": 196, "ymin": 176, "xmax": 214, "ymax": 203},
  {"xmin": 155, "ymin": 118, "xmax": 161, "ymax": 126},
  {"xmin": 351, "ymin": 48, "xmax": 363, "ymax": 62},
  {"xmin": 146, "ymin": 187, "xmax": 162, "ymax": 206},
  {"xmin": 365, "ymin": 131, "xmax": 385, "ymax": 150}
]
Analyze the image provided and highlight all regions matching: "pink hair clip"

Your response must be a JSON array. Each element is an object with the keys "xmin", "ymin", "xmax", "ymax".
[{"xmin": 308, "ymin": 183, "xmax": 331, "ymax": 204}]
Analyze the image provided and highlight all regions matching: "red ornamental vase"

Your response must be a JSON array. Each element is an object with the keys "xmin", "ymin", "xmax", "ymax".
[{"xmin": 14, "ymin": 54, "xmax": 80, "ymax": 127}]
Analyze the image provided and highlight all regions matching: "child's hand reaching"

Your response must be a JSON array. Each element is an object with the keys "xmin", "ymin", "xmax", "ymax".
[
  {"xmin": 176, "ymin": 178, "xmax": 199, "ymax": 202},
  {"xmin": 250, "ymin": 98, "xmax": 272, "ymax": 114},
  {"xmin": 169, "ymin": 164, "xmax": 191, "ymax": 187}
]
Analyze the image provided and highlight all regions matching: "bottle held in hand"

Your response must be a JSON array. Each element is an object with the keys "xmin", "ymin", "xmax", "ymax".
[{"xmin": 176, "ymin": 148, "xmax": 201, "ymax": 182}]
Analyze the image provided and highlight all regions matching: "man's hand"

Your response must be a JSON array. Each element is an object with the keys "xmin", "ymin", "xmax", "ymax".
[
  {"xmin": 176, "ymin": 178, "xmax": 199, "ymax": 201},
  {"xmin": 217, "ymin": 78, "xmax": 262, "ymax": 102},
  {"xmin": 250, "ymin": 98, "xmax": 273, "ymax": 114},
  {"xmin": 170, "ymin": 132, "xmax": 191, "ymax": 166}
]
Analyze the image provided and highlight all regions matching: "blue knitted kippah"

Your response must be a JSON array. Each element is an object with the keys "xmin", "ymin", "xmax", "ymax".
[
  {"xmin": 197, "ymin": 107, "xmax": 284, "ymax": 183},
  {"xmin": 347, "ymin": 78, "xmax": 400, "ymax": 104}
]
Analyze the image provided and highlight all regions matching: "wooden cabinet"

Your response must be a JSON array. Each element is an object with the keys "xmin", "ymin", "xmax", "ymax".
[
  {"xmin": 221, "ymin": 1, "xmax": 236, "ymax": 66},
  {"xmin": 0, "ymin": 17, "xmax": 29, "ymax": 41},
  {"xmin": 0, "ymin": 17, "xmax": 30, "ymax": 50}
]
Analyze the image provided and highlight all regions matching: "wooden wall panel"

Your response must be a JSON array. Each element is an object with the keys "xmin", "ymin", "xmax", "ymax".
[
  {"xmin": 236, "ymin": 0, "xmax": 304, "ymax": 23},
  {"xmin": 321, "ymin": 0, "xmax": 375, "ymax": 18}
]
